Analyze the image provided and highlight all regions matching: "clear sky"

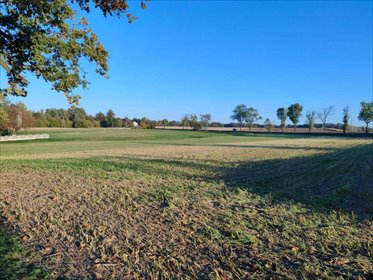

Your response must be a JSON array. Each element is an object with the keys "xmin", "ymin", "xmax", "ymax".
[{"xmin": 2, "ymin": 0, "xmax": 372, "ymax": 125}]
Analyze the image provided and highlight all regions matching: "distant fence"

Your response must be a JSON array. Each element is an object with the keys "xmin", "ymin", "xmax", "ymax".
[{"xmin": 0, "ymin": 134, "xmax": 49, "ymax": 142}]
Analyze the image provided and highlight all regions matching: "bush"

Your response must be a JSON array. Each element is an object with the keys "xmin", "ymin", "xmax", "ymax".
[
  {"xmin": 192, "ymin": 123, "xmax": 202, "ymax": 131},
  {"xmin": 0, "ymin": 128, "xmax": 14, "ymax": 136}
]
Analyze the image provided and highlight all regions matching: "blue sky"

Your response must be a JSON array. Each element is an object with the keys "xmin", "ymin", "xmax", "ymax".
[{"xmin": 2, "ymin": 0, "xmax": 372, "ymax": 125}]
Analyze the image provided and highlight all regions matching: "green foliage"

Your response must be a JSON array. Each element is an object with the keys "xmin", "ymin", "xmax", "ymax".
[
  {"xmin": 276, "ymin": 107, "xmax": 288, "ymax": 132},
  {"xmin": 231, "ymin": 104, "xmax": 248, "ymax": 131},
  {"xmin": 306, "ymin": 111, "xmax": 316, "ymax": 132},
  {"xmin": 287, "ymin": 103, "xmax": 303, "ymax": 132},
  {"xmin": 0, "ymin": 130, "xmax": 372, "ymax": 278},
  {"xmin": 0, "ymin": 0, "xmax": 147, "ymax": 104},
  {"xmin": 188, "ymin": 114, "xmax": 201, "ymax": 130},
  {"xmin": 161, "ymin": 118, "xmax": 169, "ymax": 128},
  {"xmin": 0, "ymin": 228, "xmax": 50, "ymax": 279},
  {"xmin": 358, "ymin": 101, "xmax": 373, "ymax": 134},
  {"xmin": 200, "ymin": 114, "xmax": 212, "ymax": 128},
  {"xmin": 342, "ymin": 106, "xmax": 351, "ymax": 134},
  {"xmin": 0, "ymin": 108, "xmax": 8, "ymax": 130},
  {"xmin": 245, "ymin": 108, "xmax": 261, "ymax": 131},
  {"xmin": 106, "ymin": 109, "xmax": 117, "ymax": 127}
]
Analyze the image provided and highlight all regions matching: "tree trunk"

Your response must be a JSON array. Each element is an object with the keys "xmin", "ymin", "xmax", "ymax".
[
  {"xmin": 293, "ymin": 125, "xmax": 296, "ymax": 132},
  {"xmin": 366, "ymin": 122, "xmax": 369, "ymax": 134}
]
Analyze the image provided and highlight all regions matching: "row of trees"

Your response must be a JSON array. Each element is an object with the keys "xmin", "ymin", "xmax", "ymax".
[
  {"xmin": 1, "ymin": 95, "xmax": 372, "ymax": 135},
  {"xmin": 0, "ymin": 97, "xmax": 197, "ymax": 134},
  {"xmin": 179, "ymin": 114, "xmax": 212, "ymax": 131},
  {"xmin": 231, "ymin": 101, "xmax": 373, "ymax": 133}
]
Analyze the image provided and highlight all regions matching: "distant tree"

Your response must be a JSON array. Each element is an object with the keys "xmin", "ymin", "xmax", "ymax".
[
  {"xmin": 181, "ymin": 115, "xmax": 190, "ymax": 130},
  {"xmin": 276, "ymin": 107, "xmax": 288, "ymax": 133},
  {"xmin": 264, "ymin": 118, "xmax": 273, "ymax": 132},
  {"xmin": 200, "ymin": 114, "xmax": 212, "ymax": 130},
  {"xmin": 58, "ymin": 109, "xmax": 70, "ymax": 128},
  {"xmin": 245, "ymin": 108, "xmax": 261, "ymax": 131},
  {"xmin": 231, "ymin": 104, "xmax": 248, "ymax": 131},
  {"xmin": 169, "ymin": 120, "xmax": 180, "ymax": 126},
  {"xmin": 210, "ymin": 122, "xmax": 223, "ymax": 127},
  {"xmin": 317, "ymin": 106, "xmax": 334, "ymax": 133},
  {"xmin": 161, "ymin": 119, "xmax": 169, "ymax": 128},
  {"xmin": 342, "ymin": 106, "xmax": 351, "ymax": 134},
  {"xmin": 305, "ymin": 111, "xmax": 316, "ymax": 132},
  {"xmin": 68, "ymin": 107, "xmax": 87, "ymax": 128},
  {"xmin": 106, "ymin": 109, "xmax": 116, "ymax": 127},
  {"xmin": 0, "ymin": 96, "xmax": 9, "ymax": 131},
  {"xmin": 0, "ymin": 109, "xmax": 8, "ymax": 130},
  {"xmin": 140, "ymin": 117, "xmax": 150, "ymax": 129},
  {"xmin": 188, "ymin": 114, "xmax": 202, "ymax": 131},
  {"xmin": 95, "ymin": 112, "xmax": 108, "ymax": 127},
  {"xmin": 358, "ymin": 101, "xmax": 373, "ymax": 134},
  {"xmin": 287, "ymin": 103, "xmax": 303, "ymax": 132},
  {"xmin": 32, "ymin": 111, "xmax": 47, "ymax": 128},
  {"xmin": 4, "ymin": 102, "xmax": 34, "ymax": 132},
  {"xmin": 122, "ymin": 117, "xmax": 131, "ymax": 128}
]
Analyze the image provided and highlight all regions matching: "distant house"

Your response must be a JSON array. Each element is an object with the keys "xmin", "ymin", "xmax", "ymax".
[{"xmin": 132, "ymin": 121, "xmax": 139, "ymax": 129}]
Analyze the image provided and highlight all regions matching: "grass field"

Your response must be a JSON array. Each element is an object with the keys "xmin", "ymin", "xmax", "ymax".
[{"xmin": 0, "ymin": 128, "xmax": 372, "ymax": 279}]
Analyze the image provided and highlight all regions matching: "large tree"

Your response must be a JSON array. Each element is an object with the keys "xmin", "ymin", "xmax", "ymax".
[
  {"xmin": 0, "ymin": 1, "xmax": 147, "ymax": 104},
  {"xmin": 358, "ymin": 101, "xmax": 373, "ymax": 134},
  {"xmin": 287, "ymin": 103, "xmax": 303, "ymax": 132},
  {"xmin": 231, "ymin": 104, "xmax": 248, "ymax": 131},
  {"xmin": 276, "ymin": 107, "xmax": 288, "ymax": 133},
  {"xmin": 245, "ymin": 108, "xmax": 261, "ymax": 132}
]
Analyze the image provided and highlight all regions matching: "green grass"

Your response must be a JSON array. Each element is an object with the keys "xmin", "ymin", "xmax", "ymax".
[
  {"xmin": 0, "ymin": 128, "xmax": 294, "ymax": 157},
  {"xmin": 0, "ymin": 228, "xmax": 50, "ymax": 280},
  {"xmin": 0, "ymin": 128, "xmax": 372, "ymax": 279}
]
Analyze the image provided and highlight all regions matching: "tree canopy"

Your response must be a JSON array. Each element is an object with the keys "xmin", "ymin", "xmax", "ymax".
[
  {"xmin": 0, "ymin": 0, "xmax": 147, "ymax": 104},
  {"xmin": 358, "ymin": 101, "xmax": 373, "ymax": 134},
  {"xmin": 231, "ymin": 104, "xmax": 248, "ymax": 131},
  {"xmin": 287, "ymin": 103, "xmax": 303, "ymax": 132},
  {"xmin": 245, "ymin": 107, "xmax": 261, "ymax": 131},
  {"xmin": 276, "ymin": 107, "xmax": 288, "ymax": 132}
]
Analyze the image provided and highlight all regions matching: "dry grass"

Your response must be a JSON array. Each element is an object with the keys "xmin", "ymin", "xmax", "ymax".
[{"xmin": 0, "ymin": 130, "xmax": 372, "ymax": 279}]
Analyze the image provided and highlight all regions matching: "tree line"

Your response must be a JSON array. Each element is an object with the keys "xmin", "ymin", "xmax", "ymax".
[
  {"xmin": 1, "ymin": 95, "xmax": 372, "ymax": 135},
  {"xmin": 231, "ymin": 102, "xmax": 373, "ymax": 134},
  {"xmin": 0, "ymin": 96, "xmax": 215, "ymax": 135}
]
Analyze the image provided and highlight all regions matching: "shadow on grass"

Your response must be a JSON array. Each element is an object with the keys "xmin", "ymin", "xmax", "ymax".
[
  {"xmin": 0, "ymin": 225, "xmax": 50, "ymax": 280},
  {"xmin": 2, "ymin": 143, "xmax": 372, "ymax": 220},
  {"xmin": 163, "ymin": 143, "xmax": 339, "ymax": 151},
  {"xmin": 219, "ymin": 143, "xmax": 373, "ymax": 220},
  {"xmin": 112, "ymin": 143, "xmax": 373, "ymax": 219}
]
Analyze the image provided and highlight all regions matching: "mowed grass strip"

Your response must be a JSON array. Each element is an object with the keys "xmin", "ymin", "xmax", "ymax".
[
  {"xmin": 0, "ymin": 128, "xmax": 296, "ymax": 158},
  {"xmin": 0, "ymin": 130, "xmax": 372, "ymax": 279}
]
